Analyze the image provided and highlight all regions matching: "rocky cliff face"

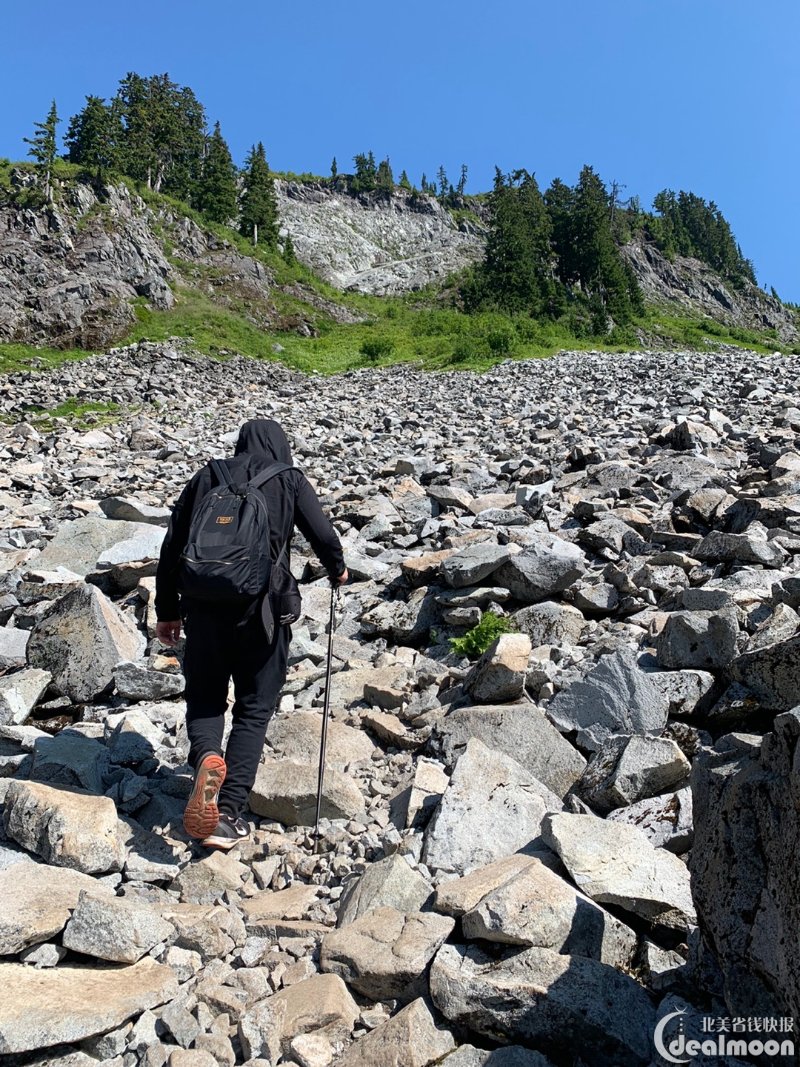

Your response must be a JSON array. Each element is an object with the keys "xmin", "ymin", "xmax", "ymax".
[
  {"xmin": 623, "ymin": 239, "xmax": 797, "ymax": 344},
  {"xmin": 0, "ymin": 179, "xmax": 174, "ymax": 349},
  {"xmin": 276, "ymin": 180, "xmax": 486, "ymax": 295}
]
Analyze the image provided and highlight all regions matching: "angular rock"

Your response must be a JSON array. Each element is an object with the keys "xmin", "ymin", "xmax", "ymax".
[
  {"xmin": 464, "ymin": 633, "xmax": 531, "ymax": 703},
  {"xmin": 266, "ymin": 712, "xmax": 375, "ymax": 770},
  {"xmin": 433, "ymin": 855, "xmax": 544, "ymax": 917},
  {"xmin": 113, "ymin": 661, "xmax": 185, "ymax": 702},
  {"xmin": 423, "ymin": 739, "xmax": 561, "ymax": 875},
  {"xmin": 461, "ymin": 856, "xmax": 637, "ymax": 968},
  {"xmin": 32, "ymin": 516, "xmax": 158, "ymax": 578},
  {"xmin": 62, "ymin": 889, "xmax": 175, "ymax": 962},
  {"xmin": 695, "ymin": 529, "xmax": 785, "ymax": 567},
  {"xmin": 3, "ymin": 780, "xmax": 125, "ymax": 875},
  {"xmin": 249, "ymin": 759, "xmax": 365, "ymax": 824},
  {"xmin": 320, "ymin": 906, "xmax": 454, "ymax": 1001},
  {"xmin": 440, "ymin": 543, "xmax": 510, "ymax": 589},
  {"xmin": 27, "ymin": 584, "xmax": 146, "ymax": 702},
  {"xmin": 100, "ymin": 497, "xmax": 172, "ymax": 525},
  {"xmin": 337, "ymin": 854, "xmax": 432, "ymax": 926},
  {"xmin": 429, "ymin": 943, "xmax": 655, "ymax": 1067},
  {"xmin": 730, "ymin": 635, "xmax": 800, "ymax": 711},
  {"xmin": 0, "ymin": 627, "xmax": 29, "ymax": 670},
  {"xmin": 336, "ymin": 997, "xmax": 455, "ymax": 1067},
  {"xmin": 656, "ymin": 608, "xmax": 739, "ymax": 670},
  {"xmin": 238, "ymin": 997, "xmax": 287, "ymax": 1062},
  {"xmin": 577, "ymin": 735, "xmax": 691, "ymax": 812},
  {"xmin": 440, "ymin": 1047, "xmax": 553, "ymax": 1067},
  {"xmin": 607, "ymin": 786, "xmax": 694, "ymax": 852},
  {"xmin": 0, "ymin": 668, "xmax": 51, "ymax": 726},
  {"xmin": 0, "ymin": 959, "xmax": 178, "ymax": 1053},
  {"xmin": 494, "ymin": 537, "xmax": 585, "ymax": 603},
  {"xmin": 546, "ymin": 649, "xmax": 670, "ymax": 752},
  {"xmin": 391, "ymin": 758, "xmax": 450, "ymax": 829},
  {"xmin": 433, "ymin": 704, "xmax": 585, "ymax": 798},
  {"xmin": 512, "ymin": 601, "xmax": 585, "ymax": 647},
  {"xmin": 30, "ymin": 731, "xmax": 110, "ymax": 794},
  {"xmin": 542, "ymin": 811, "xmax": 696, "ymax": 931},
  {"xmin": 0, "ymin": 861, "xmax": 114, "ymax": 955},
  {"xmin": 269, "ymin": 973, "xmax": 359, "ymax": 1051},
  {"xmin": 691, "ymin": 712, "xmax": 800, "ymax": 1019}
]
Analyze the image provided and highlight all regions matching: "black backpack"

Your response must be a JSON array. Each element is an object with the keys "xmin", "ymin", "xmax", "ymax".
[{"xmin": 177, "ymin": 459, "xmax": 291, "ymax": 604}]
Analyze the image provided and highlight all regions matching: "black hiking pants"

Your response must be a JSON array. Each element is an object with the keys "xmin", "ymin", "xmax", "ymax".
[{"xmin": 182, "ymin": 603, "xmax": 290, "ymax": 818}]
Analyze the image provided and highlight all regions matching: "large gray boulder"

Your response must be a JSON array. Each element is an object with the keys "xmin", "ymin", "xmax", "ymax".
[
  {"xmin": 0, "ymin": 861, "xmax": 114, "ymax": 955},
  {"xmin": 512, "ymin": 600, "xmax": 585, "ymax": 647},
  {"xmin": 432, "ymin": 703, "xmax": 586, "ymax": 798},
  {"xmin": 577, "ymin": 734, "xmax": 691, "ymax": 812},
  {"xmin": 0, "ymin": 959, "xmax": 178, "ymax": 1054},
  {"xmin": 27, "ymin": 584, "xmax": 146, "ymax": 702},
  {"xmin": 460, "ymin": 856, "xmax": 637, "ymax": 968},
  {"xmin": 62, "ymin": 890, "xmax": 175, "ymax": 963},
  {"xmin": 423, "ymin": 739, "xmax": 561, "ymax": 875},
  {"xmin": 656, "ymin": 608, "xmax": 739, "ymax": 670},
  {"xmin": 266, "ymin": 712, "xmax": 375, "ymax": 770},
  {"xmin": 334, "ymin": 997, "xmax": 456, "ymax": 1067},
  {"xmin": 320, "ymin": 906, "xmax": 454, "ymax": 1001},
  {"xmin": 430, "ymin": 942, "xmax": 655, "ymax": 1067},
  {"xmin": 440, "ymin": 543, "xmax": 511, "ymax": 588},
  {"xmin": 249, "ymin": 758, "xmax": 366, "ymax": 825},
  {"xmin": 337, "ymin": 854, "xmax": 432, "ymax": 926},
  {"xmin": 3, "ymin": 780, "xmax": 125, "ymax": 875},
  {"xmin": 32, "ymin": 516, "xmax": 162, "ymax": 577},
  {"xmin": 542, "ymin": 811, "xmax": 696, "ymax": 931},
  {"xmin": 690, "ymin": 712, "xmax": 800, "ymax": 1020},
  {"xmin": 546, "ymin": 649, "xmax": 670, "ymax": 752},
  {"xmin": 607, "ymin": 786, "xmax": 694, "ymax": 853},
  {"xmin": 494, "ymin": 537, "xmax": 585, "ymax": 603},
  {"xmin": 730, "ymin": 635, "xmax": 800, "ymax": 711}
]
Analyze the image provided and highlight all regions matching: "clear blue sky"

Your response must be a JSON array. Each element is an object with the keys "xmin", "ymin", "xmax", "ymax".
[{"xmin": 3, "ymin": 0, "xmax": 797, "ymax": 299}]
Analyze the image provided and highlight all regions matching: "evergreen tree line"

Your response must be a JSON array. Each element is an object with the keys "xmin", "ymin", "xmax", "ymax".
[
  {"xmin": 463, "ymin": 165, "xmax": 644, "ymax": 326},
  {"xmin": 28, "ymin": 76, "xmax": 279, "ymax": 247},
  {"xmin": 648, "ymin": 189, "xmax": 755, "ymax": 284},
  {"xmin": 21, "ymin": 76, "xmax": 756, "ymax": 292}
]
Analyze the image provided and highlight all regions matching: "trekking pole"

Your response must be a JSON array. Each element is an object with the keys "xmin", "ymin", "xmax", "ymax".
[{"xmin": 314, "ymin": 583, "xmax": 339, "ymax": 854}]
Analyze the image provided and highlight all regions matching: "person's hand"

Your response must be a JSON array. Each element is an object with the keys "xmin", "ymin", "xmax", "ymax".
[
  {"xmin": 333, "ymin": 568, "xmax": 349, "ymax": 586},
  {"xmin": 156, "ymin": 620, "xmax": 182, "ymax": 647}
]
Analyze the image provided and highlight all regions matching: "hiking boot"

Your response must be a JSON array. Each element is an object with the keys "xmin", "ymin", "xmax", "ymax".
[
  {"xmin": 183, "ymin": 753, "xmax": 227, "ymax": 839},
  {"xmin": 202, "ymin": 814, "xmax": 250, "ymax": 851}
]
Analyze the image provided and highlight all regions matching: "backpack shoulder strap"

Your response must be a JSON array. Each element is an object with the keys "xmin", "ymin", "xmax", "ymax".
[
  {"xmin": 248, "ymin": 462, "xmax": 293, "ymax": 491},
  {"xmin": 210, "ymin": 458, "xmax": 233, "ymax": 489}
]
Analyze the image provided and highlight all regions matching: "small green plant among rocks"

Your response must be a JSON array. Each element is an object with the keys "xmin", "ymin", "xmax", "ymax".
[{"xmin": 449, "ymin": 611, "xmax": 516, "ymax": 659}]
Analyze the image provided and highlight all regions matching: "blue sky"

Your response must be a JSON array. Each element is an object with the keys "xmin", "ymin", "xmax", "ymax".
[{"xmin": 2, "ymin": 0, "xmax": 797, "ymax": 300}]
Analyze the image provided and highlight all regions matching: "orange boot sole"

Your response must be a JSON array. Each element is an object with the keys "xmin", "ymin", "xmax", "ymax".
[{"xmin": 183, "ymin": 754, "xmax": 227, "ymax": 839}]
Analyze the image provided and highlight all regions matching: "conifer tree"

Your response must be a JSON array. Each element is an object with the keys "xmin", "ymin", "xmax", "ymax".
[
  {"xmin": 330, "ymin": 156, "xmax": 338, "ymax": 181},
  {"xmin": 24, "ymin": 100, "xmax": 60, "ymax": 200},
  {"xmin": 65, "ymin": 96, "xmax": 119, "ymax": 180},
  {"xmin": 240, "ymin": 142, "xmax": 278, "ymax": 247},
  {"xmin": 283, "ymin": 232, "xmax": 296, "ymax": 264},
  {"xmin": 398, "ymin": 170, "xmax": 411, "ymax": 190},
  {"xmin": 376, "ymin": 157, "xmax": 394, "ymax": 193},
  {"xmin": 196, "ymin": 121, "xmax": 237, "ymax": 223},
  {"xmin": 437, "ymin": 164, "xmax": 449, "ymax": 200},
  {"xmin": 457, "ymin": 163, "xmax": 468, "ymax": 197}
]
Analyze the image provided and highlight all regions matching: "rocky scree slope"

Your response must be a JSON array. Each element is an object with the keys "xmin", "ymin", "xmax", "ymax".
[{"xmin": 0, "ymin": 344, "xmax": 799, "ymax": 1064}]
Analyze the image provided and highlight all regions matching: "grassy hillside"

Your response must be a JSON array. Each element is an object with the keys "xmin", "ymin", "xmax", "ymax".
[{"xmin": 0, "ymin": 172, "xmax": 794, "ymax": 379}]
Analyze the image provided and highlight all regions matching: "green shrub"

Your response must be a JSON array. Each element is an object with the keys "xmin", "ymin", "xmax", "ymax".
[
  {"xmin": 360, "ymin": 337, "xmax": 395, "ymax": 361},
  {"xmin": 449, "ymin": 611, "xmax": 516, "ymax": 658}
]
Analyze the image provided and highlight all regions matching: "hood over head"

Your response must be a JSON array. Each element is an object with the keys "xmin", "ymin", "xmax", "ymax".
[{"xmin": 234, "ymin": 419, "xmax": 292, "ymax": 464}]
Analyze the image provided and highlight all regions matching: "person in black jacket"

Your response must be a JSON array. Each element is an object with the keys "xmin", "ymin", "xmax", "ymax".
[{"xmin": 155, "ymin": 418, "xmax": 347, "ymax": 850}]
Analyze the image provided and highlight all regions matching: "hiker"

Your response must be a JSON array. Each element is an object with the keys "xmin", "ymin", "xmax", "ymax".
[{"xmin": 154, "ymin": 418, "xmax": 347, "ymax": 850}]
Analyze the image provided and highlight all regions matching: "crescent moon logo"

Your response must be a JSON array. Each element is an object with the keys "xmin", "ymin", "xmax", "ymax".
[{"xmin": 654, "ymin": 1010, "xmax": 691, "ymax": 1064}]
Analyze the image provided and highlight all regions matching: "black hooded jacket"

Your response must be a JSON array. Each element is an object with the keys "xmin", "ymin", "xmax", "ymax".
[{"xmin": 155, "ymin": 419, "xmax": 345, "ymax": 621}]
